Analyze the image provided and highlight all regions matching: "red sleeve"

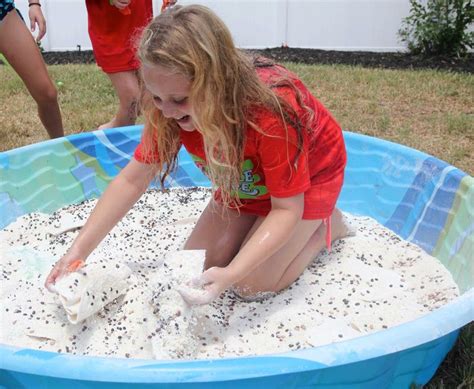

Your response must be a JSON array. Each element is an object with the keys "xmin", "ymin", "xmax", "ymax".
[
  {"xmin": 133, "ymin": 134, "xmax": 161, "ymax": 164},
  {"xmin": 256, "ymin": 109, "xmax": 311, "ymax": 198}
]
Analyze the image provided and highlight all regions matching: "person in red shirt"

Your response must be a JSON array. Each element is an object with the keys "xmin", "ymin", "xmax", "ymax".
[
  {"xmin": 46, "ymin": 5, "xmax": 351, "ymax": 305},
  {"xmin": 85, "ymin": 0, "xmax": 153, "ymax": 129}
]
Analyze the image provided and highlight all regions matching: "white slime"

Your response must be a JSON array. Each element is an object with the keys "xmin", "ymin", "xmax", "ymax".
[{"xmin": 0, "ymin": 188, "xmax": 459, "ymax": 359}]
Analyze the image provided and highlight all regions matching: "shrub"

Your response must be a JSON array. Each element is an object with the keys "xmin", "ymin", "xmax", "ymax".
[{"xmin": 399, "ymin": 0, "xmax": 474, "ymax": 57}]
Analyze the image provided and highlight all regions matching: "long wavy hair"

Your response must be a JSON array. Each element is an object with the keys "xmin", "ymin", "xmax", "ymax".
[{"xmin": 138, "ymin": 5, "xmax": 314, "ymax": 207}]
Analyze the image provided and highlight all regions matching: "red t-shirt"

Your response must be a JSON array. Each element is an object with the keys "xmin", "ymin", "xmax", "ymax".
[
  {"xmin": 86, "ymin": 0, "xmax": 153, "ymax": 73},
  {"xmin": 135, "ymin": 65, "xmax": 346, "ymax": 219}
]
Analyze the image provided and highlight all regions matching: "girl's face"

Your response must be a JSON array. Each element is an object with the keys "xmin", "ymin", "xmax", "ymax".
[{"xmin": 142, "ymin": 64, "xmax": 195, "ymax": 131}]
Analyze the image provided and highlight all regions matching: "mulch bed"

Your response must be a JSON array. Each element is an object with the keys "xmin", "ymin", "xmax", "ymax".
[
  {"xmin": 256, "ymin": 47, "xmax": 474, "ymax": 73},
  {"xmin": 34, "ymin": 47, "xmax": 474, "ymax": 73}
]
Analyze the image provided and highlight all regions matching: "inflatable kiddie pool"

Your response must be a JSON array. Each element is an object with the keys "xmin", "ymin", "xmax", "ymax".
[{"xmin": 0, "ymin": 125, "xmax": 472, "ymax": 388}]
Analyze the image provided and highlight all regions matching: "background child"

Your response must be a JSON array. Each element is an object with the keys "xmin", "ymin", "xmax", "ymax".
[
  {"xmin": 0, "ymin": 0, "xmax": 64, "ymax": 138},
  {"xmin": 85, "ymin": 0, "xmax": 153, "ymax": 129},
  {"xmin": 46, "ymin": 5, "xmax": 350, "ymax": 305}
]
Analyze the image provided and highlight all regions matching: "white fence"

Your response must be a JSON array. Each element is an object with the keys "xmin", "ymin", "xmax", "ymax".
[{"xmin": 15, "ymin": 0, "xmax": 412, "ymax": 52}]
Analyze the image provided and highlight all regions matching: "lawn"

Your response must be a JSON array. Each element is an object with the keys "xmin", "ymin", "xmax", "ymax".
[
  {"xmin": 1, "ymin": 63, "xmax": 472, "ymax": 175},
  {"xmin": 0, "ymin": 62, "xmax": 472, "ymax": 387}
]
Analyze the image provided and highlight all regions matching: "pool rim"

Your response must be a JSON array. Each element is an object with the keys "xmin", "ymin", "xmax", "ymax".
[{"xmin": 0, "ymin": 126, "xmax": 472, "ymax": 383}]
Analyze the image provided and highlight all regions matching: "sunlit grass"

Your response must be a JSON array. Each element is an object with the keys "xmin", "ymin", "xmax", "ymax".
[
  {"xmin": 1, "ymin": 62, "xmax": 471, "ymax": 173},
  {"xmin": 285, "ymin": 63, "xmax": 473, "ymax": 174}
]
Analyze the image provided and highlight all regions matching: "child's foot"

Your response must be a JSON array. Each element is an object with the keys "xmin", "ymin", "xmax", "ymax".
[{"xmin": 98, "ymin": 117, "xmax": 135, "ymax": 130}]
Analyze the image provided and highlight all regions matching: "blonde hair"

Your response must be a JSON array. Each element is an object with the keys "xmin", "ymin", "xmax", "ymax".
[{"xmin": 138, "ymin": 5, "xmax": 312, "ymax": 207}]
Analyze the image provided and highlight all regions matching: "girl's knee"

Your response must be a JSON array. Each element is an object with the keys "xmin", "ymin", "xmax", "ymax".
[
  {"xmin": 44, "ymin": 84, "xmax": 59, "ymax": 102},
  {"xmin": 231, "ymin": 287, "xmax": 276, "ymax": 302},
  {"xmin": 34, "ymin": 83, "xmax": 58, "ymax": 105},
  {"xmin": 115, "ymin": 82, "xmax": 140, "ymax": 106},
  {"xmin": 232, "ymin": 278, "xmax": 280, "ymax": 298}
]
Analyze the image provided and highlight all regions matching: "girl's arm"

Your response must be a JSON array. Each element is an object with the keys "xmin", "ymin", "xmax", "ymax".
[
  {"xmin": 179, "ymin": 193, "xmax": 304, "ymax": 304},
  {"xmin": 227, "ymin": 193, "xmax": 304, "ymax": 281},
  {"xmin": 45, "ymin": 158, "xmax": 157, "ymax": 288}
]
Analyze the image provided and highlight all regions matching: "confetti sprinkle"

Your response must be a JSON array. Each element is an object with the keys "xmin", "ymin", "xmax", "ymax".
[{"xmin": 0, "ymin": 188, "xmax": 459, "ymax": 360}]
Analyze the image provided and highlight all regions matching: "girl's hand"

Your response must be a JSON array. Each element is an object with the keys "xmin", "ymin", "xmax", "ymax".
[
  {"xmin": 178, "ymin": 266, "xmax": 235, "ymax": 305},
  {"xmin": 111, "ymin": 0, "xmax": 131, "ymax": 10},
  {"xmin": 45, "ymin": 254, "xmax": 85, "ymax": 292},
  {"xmin": 44, "ymin": 158, "xmax": 155, "ymax": 292},
  {"xmin": 28, "ymin": 4, "xmax": 46, "ymax": 42}
]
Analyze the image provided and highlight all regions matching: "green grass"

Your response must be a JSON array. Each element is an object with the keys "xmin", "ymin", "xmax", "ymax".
[
  {"xmin": 0, "ymin": 62, "xmax": 472, "ymax": 386},
  {"xmin": 0, "ymin": 53, "xmax": 8, "ymax": 66},
  {"xmin": 425, "ymin": 323, "xmax": 473, "ymax": 388},
  {"xmin": 284, "ymin": 63, "xmax": 474, "ymax": 175},
  {"xmin": 3, "ymin": 62, "xmax": 471, "ymax": 174}
]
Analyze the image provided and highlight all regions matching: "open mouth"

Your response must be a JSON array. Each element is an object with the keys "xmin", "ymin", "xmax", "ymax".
[{"xmin": 176, "ymin": 115, "xmax": 191, "ymax": 124}]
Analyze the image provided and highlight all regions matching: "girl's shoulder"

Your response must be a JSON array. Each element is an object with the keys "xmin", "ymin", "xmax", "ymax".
[
  {"xmin": 255, "ymin": 61, "xmax": 294, "ymax": 84},
  {"xmin": 255, "ymin": 62, "xmax": 310, "ymax": 103}
]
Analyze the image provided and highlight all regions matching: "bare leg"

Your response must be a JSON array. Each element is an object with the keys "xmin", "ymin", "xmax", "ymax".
[
  {"xmin": 273, "ymin": 208, "xmax": 350, "ymax": 291},
  {"xmin": 234, "ymin": 208, "xmax": 351, "ymax": 296},
  {"xmin": 184, "ymin": 200, "xmax": 257, "ymax": 270},
  {"xmin": 98, "ymin": 71, "xmax": 140, "ymax": 130},
  {"xmin": 0, "ymin": 10, "xmax": 64, "ymax": 138},
  {"xmin": 233, "ymin": 217, "xmax": 321, "ymax": 295},
  {"xmin": 185, "ymin": 202, "xmax": 351, "ymax": 298}
]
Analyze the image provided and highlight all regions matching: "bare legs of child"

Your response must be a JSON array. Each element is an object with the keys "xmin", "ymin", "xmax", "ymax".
[
  {"xmin": 253, "ymin": 208, "xmax": 352, "ymax": 295},
  {"xmin": 184, "ymin": 202, "xmax": 352, "ymax": 298},
  {"xmin": 0, "ymin": 10, "xmax": 64, "ymax": 139},
  {"xmin": 98, "ymin": 70, "xmax": 140, "ymax": 130}
]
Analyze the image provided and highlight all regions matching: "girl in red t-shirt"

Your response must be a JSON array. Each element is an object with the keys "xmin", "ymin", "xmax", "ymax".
[
  {"xmin": 85, "ymin": 0, "xmax": 153, "ymax": 129},
  {"xmin": 46, "ymin": 5, "xmax": 351, "ymax": 305}
]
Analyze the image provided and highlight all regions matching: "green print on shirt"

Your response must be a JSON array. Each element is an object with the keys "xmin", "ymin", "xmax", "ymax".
[
  {"xmin": 189, "ymin": 154, "xmax": 268, "ymax": 199},
  {"xmin": 238, "ymin": 159, "xmax": 268, "ymax": 199}
]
